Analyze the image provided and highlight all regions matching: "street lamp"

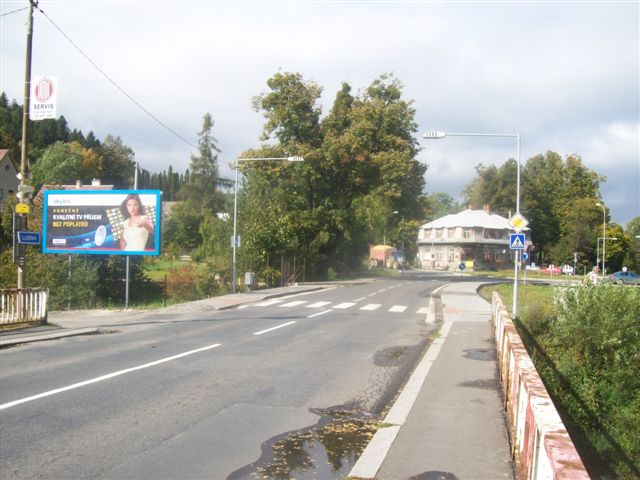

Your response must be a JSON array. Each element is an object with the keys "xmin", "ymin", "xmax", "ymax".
[
  {"xmin": 597, "ymin": 236, "xmax": 618, "ymax": 277},
  {"xmin": 383, "ymin": 210, "xmax": 399, "ymax": 269},
  {"xmin": 232, "ymin": 156, "xmax": 304, "ymax": 293},
  {"xmin": 595, "ymin": 202, "xmax": 607, "ymax": 277},
  {"xmin": 424, "ymin": 131, "xmax": 521, "ymax": 317}
]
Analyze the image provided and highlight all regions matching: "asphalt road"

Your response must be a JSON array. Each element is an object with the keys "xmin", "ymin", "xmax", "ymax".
[{"xmin": 0, "ymin": 277, "xmax": 445, "ymax": 479}]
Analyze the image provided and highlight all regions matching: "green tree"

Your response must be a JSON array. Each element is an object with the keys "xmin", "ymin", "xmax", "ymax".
[
  {"xmin": 176, "ymin": 113, "xmax": 224, "ymax": 212},
  {"xmin": 98, "ymin": 135, "xmax": 134, "ymax": 187},
  {"xmin": 30, "ymin": 141, "xmax": 101, "ymax": 187}
]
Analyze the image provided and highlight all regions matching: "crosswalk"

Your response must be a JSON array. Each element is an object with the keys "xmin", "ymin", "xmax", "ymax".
[{"xmin": 252, "ymin": 298, "xmax": 427, "ymax": 314}]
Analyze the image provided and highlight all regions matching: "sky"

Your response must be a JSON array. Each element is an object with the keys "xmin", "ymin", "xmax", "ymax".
[{"xmin": 1, "ymin": 0, "xmax": 639, "ymax": 227}]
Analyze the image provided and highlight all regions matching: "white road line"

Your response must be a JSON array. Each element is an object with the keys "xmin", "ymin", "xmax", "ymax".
[
  {"xmin": 0, "ymin": 343, "xmax": 222, "ymax": 411},
  {"xmin": 254, "ymin": 299, "xmax": 285, "ymax": 307},
  {"xmin": 360, "ymin": 304, "xmax": 381, "ymax": 311},
  {"xmin": 389, "ymin": 305, "xmax": 407, "ymax": 313},
  {"xmin": 349, "ymin": 320, "xmax": 453, "ymax": 479},
  {"xmin": 279, "ymin": 300, "xmax": 308, "ymax": 308},
  {"xmin": 353, "ymin": 297, "xmax": 367, "ymax": 303},
  {"xmin": 367, "ymin": 292, "xmax": 377, "ymax": 297},
  {"xmin": 306, "ymin": 301, "xmax": 332, "ymax": 309},
  {"xmin": 416, "ymin": 307, "xmax": 429, "ymax": 315},
  {"xmin": 307, "ymin": 309, "xmax": 333, "ymax": 318},
  {"xmin": 253, "ymin": 321, "xmax": 296, "ymax": 336},
  {"xmin": 334, "ymin": 302, "xmax": 356, "ymax": 309}
]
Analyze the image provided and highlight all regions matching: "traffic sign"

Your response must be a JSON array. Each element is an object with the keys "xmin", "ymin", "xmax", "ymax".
[
  {"xmin": 522, "ymin": 252, "xmax": 529, "ymax": 261},
  {"xmin": 17, "ymin": 231, "xmax": 41, "ymax": 245},
  {"xmin": 509, "ymin": 212, "xmax": 529, "ymax": 232},
  {"xmin": 510, "ymin": 233, "xmax": 526, "ymax": 250},
  {"xmin": 15, "ymin": 203, "xmax": 30, "ymax": 214}
]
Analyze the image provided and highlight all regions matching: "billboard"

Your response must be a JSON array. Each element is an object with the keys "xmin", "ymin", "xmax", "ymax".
[{"xmin": 42, "ymin": 190, "xmax": 161, "ymax": 256}]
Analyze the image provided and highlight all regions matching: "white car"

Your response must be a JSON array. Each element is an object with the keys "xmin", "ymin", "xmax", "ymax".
[{"xmin": 562, "ymin": 265, "xmax": 574, "ymax": 275}]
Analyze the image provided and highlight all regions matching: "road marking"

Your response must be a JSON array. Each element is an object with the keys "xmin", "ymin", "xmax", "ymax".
[
  {"xmin": 253, "ymin": 321, "xmax": 297, "ymax": 336},
  {"xmin": 350, "ymin": 320, "xmax": 453, "ymax": 478},
  {"xmin": 353, "ymin": 297, "xmax": 366, "ymax": 303},
  {"xmin": 0, "ymin": 343, "xmax": 222, "ymax": 411},
  {"xmin": 360, "ymin": 304, "xmax": 381, "ymax": 311},
  {"xmin": 334, "ymin": 302, "xmax": 356, "ymax": 309},
  {"xmin": 416, "ymin": 307, "xmax": 429, "ymax": 315},
  {"xmin": 389, "ymin": 305, "xmax": 407, "ymax": 313},
  {"xmin": 254, "ymin": 299, "xmax": 284, "ymax": 307},
  {"xmin": 306, "ymin": 301, "xmax": 331, "ymax": 309},
  {"xmin": 367, "ymin": 292, "xmax": 377, "ymax": 297},
  {"xmin": 279, "ymin": 300, "xmax": 307, "ymax": 308},
  {"xmin": 307, "ymin": 309, "xmax": 333, "ymax": 318}
]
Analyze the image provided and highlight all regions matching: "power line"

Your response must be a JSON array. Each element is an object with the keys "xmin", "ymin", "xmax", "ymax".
[
  {"xmin": 33, "ymin": 4, "xmax": 198, "ymax": 150},
  {"xmin": 0, "ymin": 6, "xmax": 29, "ymax": 17}
]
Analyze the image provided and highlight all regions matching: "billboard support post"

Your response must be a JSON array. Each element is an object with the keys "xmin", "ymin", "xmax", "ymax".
[{"xmin": 125, "ymin": 163, "xmax": 139, "ymax": 309}]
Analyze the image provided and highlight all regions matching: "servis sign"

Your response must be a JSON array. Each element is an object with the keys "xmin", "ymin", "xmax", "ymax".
[{"xmin": 29, "ymin": 75, "xmax": 58, "ymax": 121}]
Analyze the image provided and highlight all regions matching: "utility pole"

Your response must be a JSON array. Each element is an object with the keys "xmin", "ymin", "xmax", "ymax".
[{"xmin": 17, "ymin": 1, "xmax": 36, "ymax": 289}]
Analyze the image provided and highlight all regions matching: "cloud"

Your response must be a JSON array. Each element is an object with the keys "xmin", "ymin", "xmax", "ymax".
[{"xmin": 1, "ymin": 1, "xmax": 637, "ymax": 225}]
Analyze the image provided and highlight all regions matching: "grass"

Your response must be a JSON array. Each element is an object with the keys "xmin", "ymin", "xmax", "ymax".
[
  {"xmin": 478, "ymin": 281, "xmax": 556, "ymax": 316},
  {"xmin": 142, "ymin": 258, "xmax": 186, "ymax": 281}
]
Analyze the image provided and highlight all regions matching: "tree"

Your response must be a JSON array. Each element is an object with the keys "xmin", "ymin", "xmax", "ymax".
[
  {"xmin": 241, "ymin": 72, "xmax": 427, "ymax": 277},
  {"xmin": 98, "ymin": 135, "xmax": 134, "ymax": 187},
  {"xmin": 30, "ymin": 141, "xmax": 101, "ymax": 187},
  {"xmin": 176, "ymin": 113, "xmax": 224, "ymax": 212}
]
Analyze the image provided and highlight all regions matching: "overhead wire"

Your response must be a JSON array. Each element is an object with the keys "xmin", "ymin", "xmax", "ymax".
[
  {"xmin": 1, "ymin": 6, "xmax": 29, "ymax": 17},
  {"xmin": 33, "ymin": 4, "xmax": 198, "ymax": 150}
]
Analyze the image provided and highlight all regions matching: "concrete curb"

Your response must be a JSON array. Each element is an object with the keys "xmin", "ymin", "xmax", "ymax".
[{"xmin": 0, "ymin": 328, "xmax": 100, "ymax": 347}]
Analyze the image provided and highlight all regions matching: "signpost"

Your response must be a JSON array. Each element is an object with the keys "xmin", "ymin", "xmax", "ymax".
[
  {"xmin": 510, "ymin": 233, "xmax": 526, "ymax": 250},
  {"xmin": 17, "ymin": 231, "xmax": 41, "ymax": 245}
]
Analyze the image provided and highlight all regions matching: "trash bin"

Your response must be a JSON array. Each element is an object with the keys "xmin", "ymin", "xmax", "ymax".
[{"xmin": 244, "ymin": 272, "xmax": 255, "ymax": 290}]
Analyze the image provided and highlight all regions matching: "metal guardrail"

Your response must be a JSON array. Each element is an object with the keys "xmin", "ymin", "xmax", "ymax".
[
  {"xmin": 492, "ymin": 292, "xmax": 589, "ymax": 480},
  {"xmin": 0, "ymin": 288, "xmax": 49, "ymax": 326}
]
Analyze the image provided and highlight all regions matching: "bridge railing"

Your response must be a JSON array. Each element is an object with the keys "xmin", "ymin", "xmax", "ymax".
[
  {"xmin": 492, "ymin": 292, "xmax": 589, "ymax": 480},
  {"xmin": 0, "ymin": 288, "xmax": 49, "ymax": 326}
]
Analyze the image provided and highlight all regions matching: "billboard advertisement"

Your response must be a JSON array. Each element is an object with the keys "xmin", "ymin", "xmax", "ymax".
[{"xmin": 42, "ymin": 190, "xmax": 161, "ymax": 256}]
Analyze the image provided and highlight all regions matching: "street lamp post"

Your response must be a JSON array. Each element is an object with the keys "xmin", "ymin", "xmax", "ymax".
[
  {"xmin": 232, "ymin": 156, "xmax": 303, "ymax": 293},
  {"xmin": 424, "ymin": 131, "xmax": 521, "ymax": 317},
  {"xmin": 382, "ymin": 210, "xmax": 399, "ymax": 269},
  {"xmin": 595, "ymin": 202, "xmax": 607, "ymax": 277},
  {"xmin": 597, "ymin": 236, "xmax": 618, "ymax": 276}
]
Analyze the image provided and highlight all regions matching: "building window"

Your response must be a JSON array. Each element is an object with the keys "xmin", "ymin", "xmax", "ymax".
[
  {"xmin": 436, "ymin": 229, "xmax": 443, "ymax": 239},
  {"xmin": 448, "ymin": 228, "xmax": 455, "ymax": 238},
  {"xmin": 463, "ymin": 228, "xmax": 472, "ymax": 239},
  {"xmin": 424, "ymin": 229, "xmax": 431, "ymax": 239},
  {"xmin": 448, "ymin": 247, "xmax": 455, "ymax": 261}
]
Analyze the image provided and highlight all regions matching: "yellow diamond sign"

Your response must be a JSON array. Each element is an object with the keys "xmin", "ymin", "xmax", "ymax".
[{"xmin": 509, "ymin": 212, "xmax": 528, "ymax": 232}]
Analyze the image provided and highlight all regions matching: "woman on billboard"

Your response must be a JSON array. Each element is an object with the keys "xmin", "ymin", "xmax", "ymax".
[{"xmin": 119, "ymin": 194, "xmax": 154, "ymax": 251}]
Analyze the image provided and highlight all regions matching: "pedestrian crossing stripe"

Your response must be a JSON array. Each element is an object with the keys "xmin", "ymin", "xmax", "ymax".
[
  {"xmin": 254, "ymin": 300, "xmax": 429, "ymax": 314},
  {"xmin": 510, "ymin": 233, "xmax": 525, "ymax": 250}
]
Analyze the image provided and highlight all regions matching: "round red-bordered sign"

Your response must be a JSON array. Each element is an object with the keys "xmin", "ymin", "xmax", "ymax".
[{"xmin": 35, "ymin": 78, "xmax": 54, "ymax": 102}]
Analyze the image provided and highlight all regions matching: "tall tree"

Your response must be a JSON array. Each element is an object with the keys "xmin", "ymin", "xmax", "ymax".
[
  {"xmin": 176, "ymin": 113, "xmax": 223, "ymax": 212},
  {"xmin": 98, "ymin": 135, "xmax": 134, "ymax": 187}
]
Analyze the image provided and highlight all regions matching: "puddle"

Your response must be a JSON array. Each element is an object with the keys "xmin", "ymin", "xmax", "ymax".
[
  {"xmin": 228, "ymin": 407, "xmax": 379, "ymax": 480},
  {"xmin": 462, "ymin": 348, "xmax": 494, "ymax": 361}
]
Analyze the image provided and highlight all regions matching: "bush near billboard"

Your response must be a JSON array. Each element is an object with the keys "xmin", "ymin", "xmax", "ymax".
[{"xmin": 42, "ymin": 190, "xmax": 161, "ymax": 256}]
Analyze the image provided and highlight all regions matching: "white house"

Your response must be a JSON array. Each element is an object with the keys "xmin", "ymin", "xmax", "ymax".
[
  {"xmin": 0, "ymin": 149, "xmax": 19, "ymax": 211},
  {"xmin": 416, "ymin": 206, "xmax": 530, "ymax": 270}
]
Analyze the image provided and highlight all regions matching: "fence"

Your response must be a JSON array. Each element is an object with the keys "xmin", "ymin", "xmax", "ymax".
[
  {"xmin": 0, "ymin": 288, "xmax": 49, "ymax": 326},
  {"xmin": 492, "ymin": 291, "xmax": 589, "ymax": 480}
]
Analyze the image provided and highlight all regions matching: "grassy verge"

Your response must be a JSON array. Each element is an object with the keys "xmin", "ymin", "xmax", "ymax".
[{"xmin": 480, "ymin": 282, "xmax": 640, "ymax": 478}]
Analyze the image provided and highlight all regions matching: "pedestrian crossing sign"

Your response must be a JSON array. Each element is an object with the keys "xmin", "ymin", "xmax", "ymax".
[{"xmin": 510, "ymin": 233, "xmax": 526, "ymax": 250}]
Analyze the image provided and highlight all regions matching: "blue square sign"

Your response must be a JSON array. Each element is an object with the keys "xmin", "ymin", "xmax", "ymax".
[{"xmin": 510, "ymin": 233, "xmax": 525, "ymax": 250}]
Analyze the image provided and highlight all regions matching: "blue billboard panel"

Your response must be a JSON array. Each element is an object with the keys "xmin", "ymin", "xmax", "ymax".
[{"xmin": 42, "ymin": 190, "xmax": 161, "ymax": 256}]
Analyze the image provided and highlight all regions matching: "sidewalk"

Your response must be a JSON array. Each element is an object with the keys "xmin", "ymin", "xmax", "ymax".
[
  {"xmin": 0, "ymin": 284, "xmax": 329, "ymax": 348},
  {"xmin": 351, "ymin": 281, "xmax": 514, "ymax": 479}
]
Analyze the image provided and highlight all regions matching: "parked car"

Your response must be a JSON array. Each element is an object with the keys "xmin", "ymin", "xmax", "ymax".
[
  {"xmin": 608, "ymin": 270, "xmax": 640, "ymax": 285},
  {"xmin": 562, "ymin": 264, "xmax": 574, "ymax": 275},
  {"xmin": 543, "ymin": 265, "xmax": 561, "ymax": 275}
]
